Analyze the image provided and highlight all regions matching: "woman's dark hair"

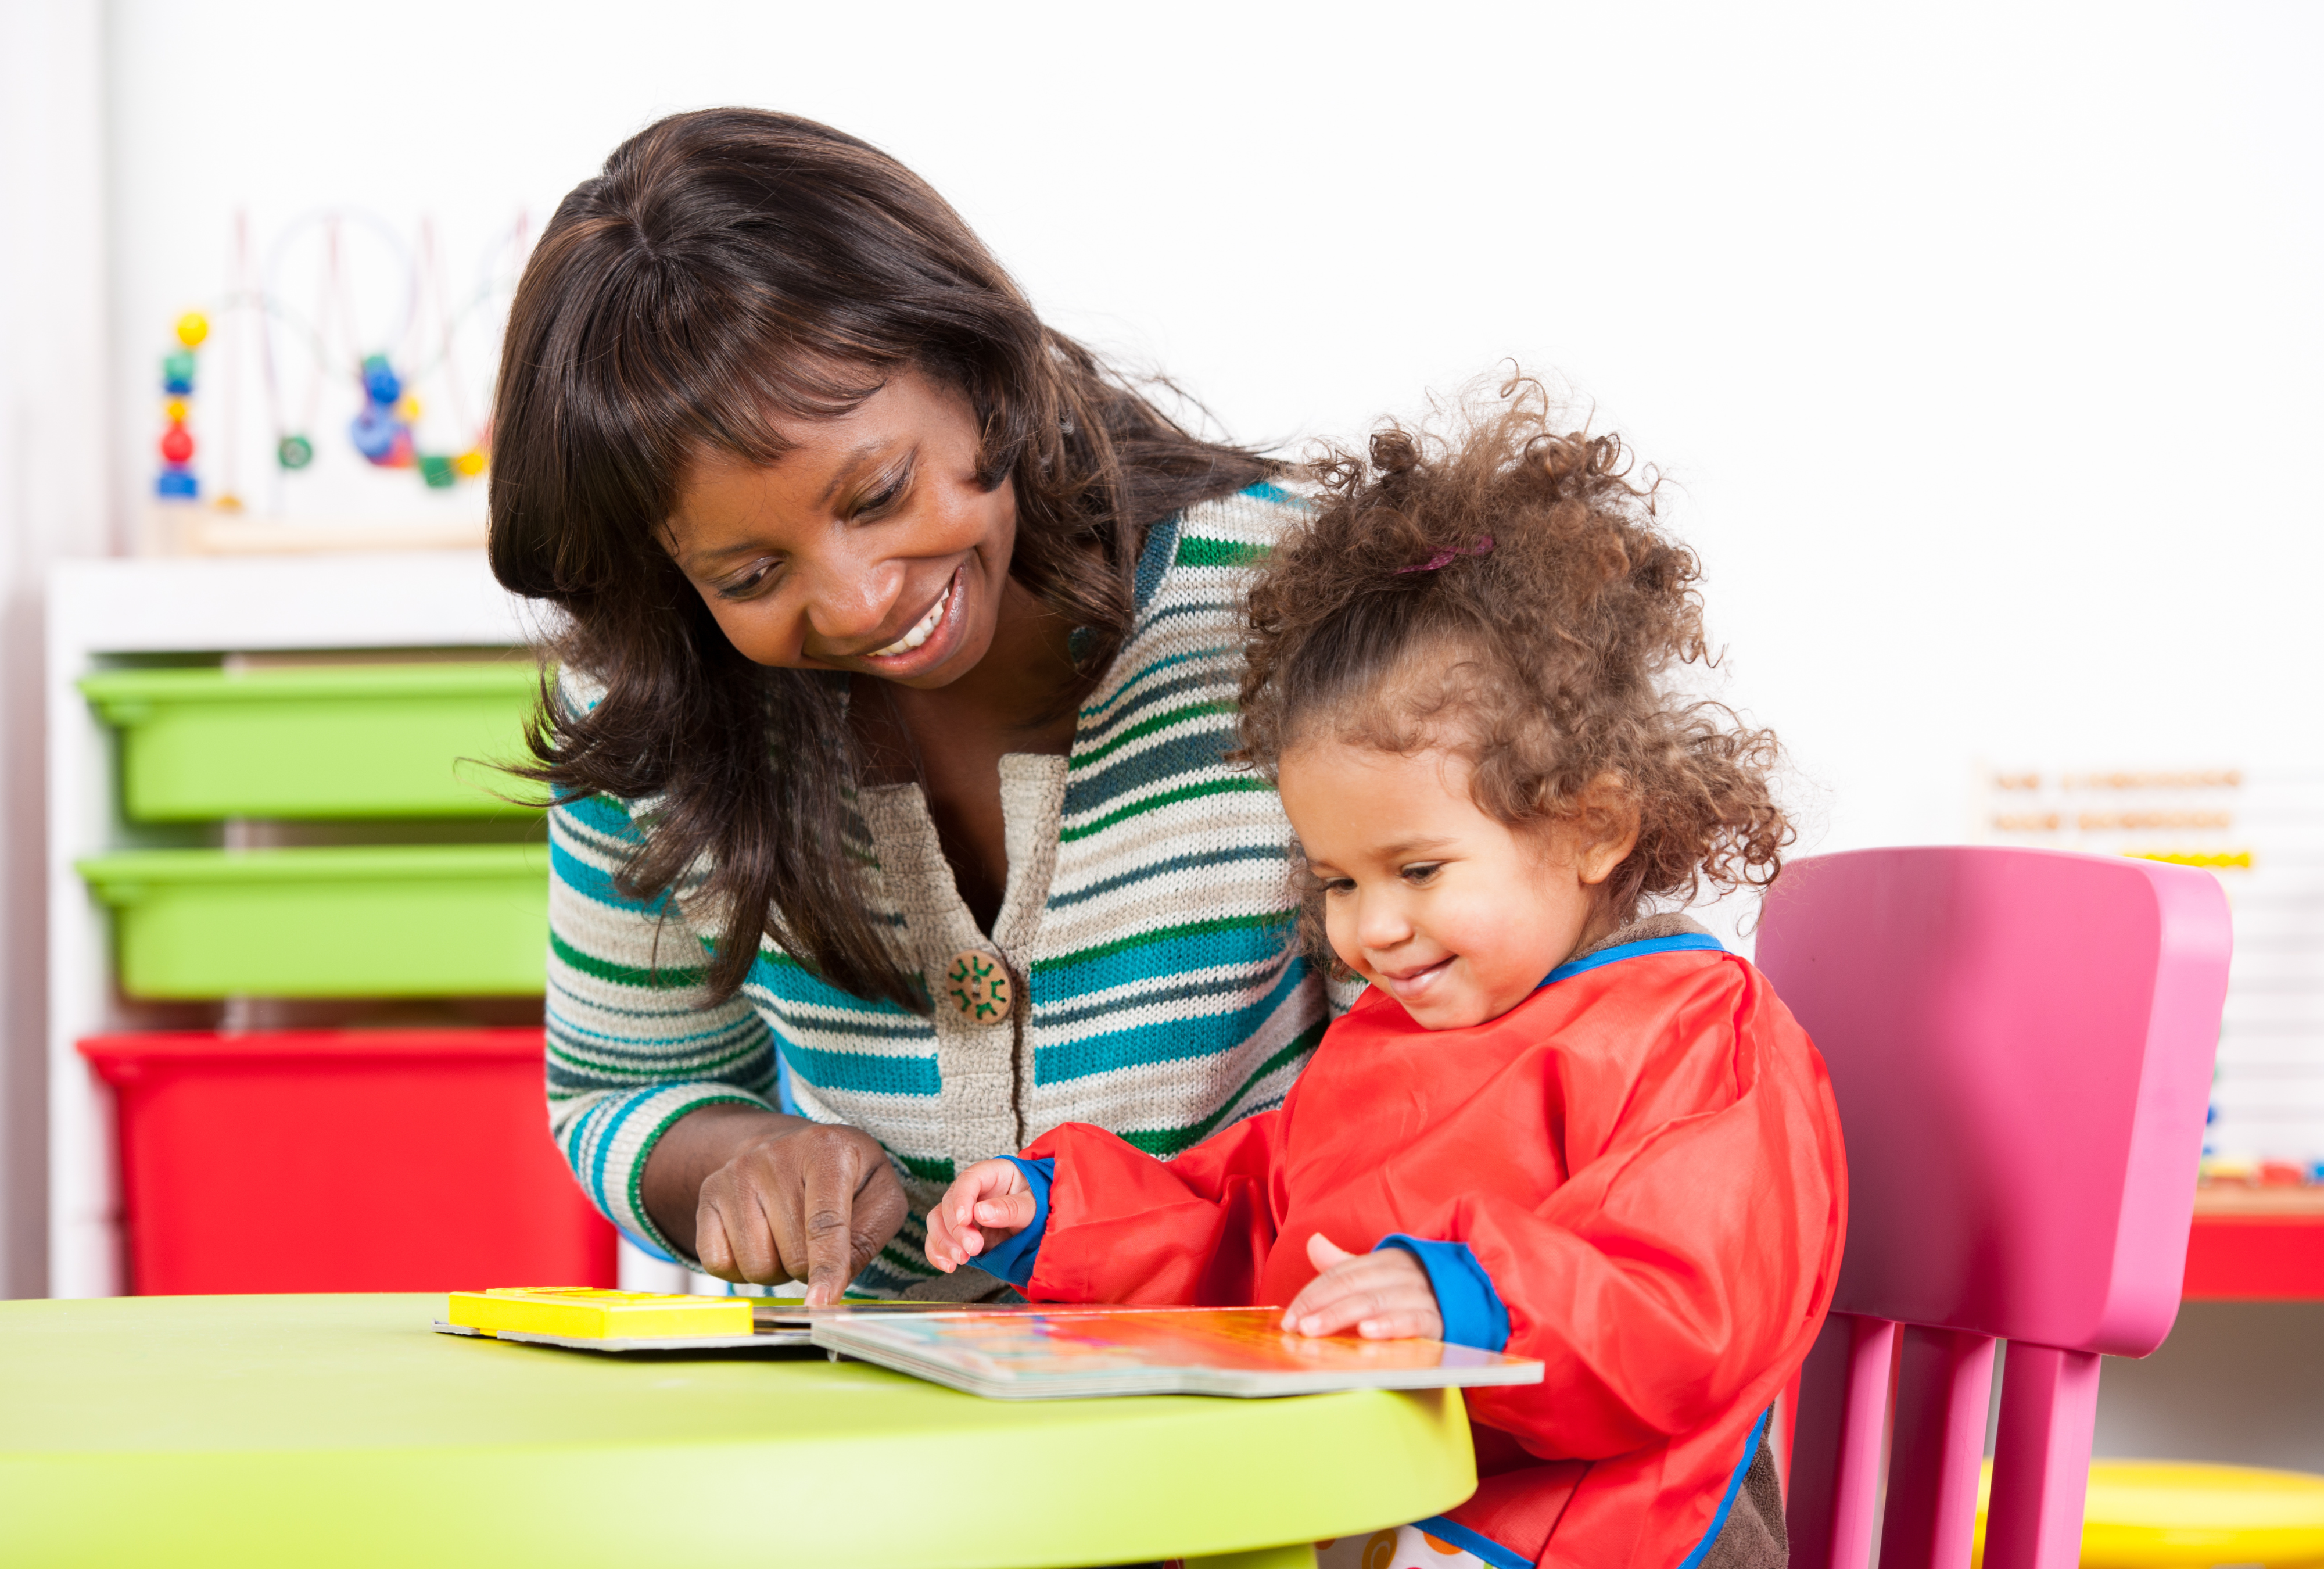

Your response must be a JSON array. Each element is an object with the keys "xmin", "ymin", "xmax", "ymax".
[
  {"xmin": 1237, "ymin": 377, "xmax": 1791, "ymax": 962},
  {"xmin": 489, "ymin": 108, "xmax": 1270, "ymax": 1008}
]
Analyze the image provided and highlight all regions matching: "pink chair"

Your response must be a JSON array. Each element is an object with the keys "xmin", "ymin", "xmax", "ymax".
[{"xmin": 1756, "ymin": 847, "xmax": 2232, "ymax": 1569}]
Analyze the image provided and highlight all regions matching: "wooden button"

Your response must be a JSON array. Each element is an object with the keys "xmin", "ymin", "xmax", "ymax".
[{"xmin": 942, "ymin": 950, "xmax": 1013, "ymax": 1024}]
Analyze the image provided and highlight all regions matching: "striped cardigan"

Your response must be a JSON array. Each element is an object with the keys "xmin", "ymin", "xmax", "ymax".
[{"xmin": 544, "ymin": 484, "xmax": 1332, "ymax": 1294}]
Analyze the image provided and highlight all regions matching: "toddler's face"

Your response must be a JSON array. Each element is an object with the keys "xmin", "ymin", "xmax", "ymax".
[{"xmin": 1279, "ymin": 741, "xmax": 1626, "ymax": 1030}]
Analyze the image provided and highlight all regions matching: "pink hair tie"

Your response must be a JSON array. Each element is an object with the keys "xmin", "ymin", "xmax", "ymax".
[{"xmin": 1397, "ymin": 535, "xmax": 1494, "ymax": 574}]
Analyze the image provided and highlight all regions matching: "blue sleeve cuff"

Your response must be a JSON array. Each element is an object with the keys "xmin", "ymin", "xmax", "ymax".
[
  {"xmin": 969, "ymin": 1156, "xmax": 1054, "ymax": 1289},
  {"xmin": 1376, "ymin": 1234, "xmax": 1511, "ymax": 1352},
  {"xmin": 619, "ymin": 1227, "xmax": 680, "ymax": 1266}
]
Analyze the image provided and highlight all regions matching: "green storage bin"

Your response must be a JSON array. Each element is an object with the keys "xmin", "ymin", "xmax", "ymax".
[
  {"xmin": 78, "ymin": 664, "xmax": 547, "ymax": 821},
  {"xmin": 76, "ymin": 846, "xmax": 549, "ymax": 998}
]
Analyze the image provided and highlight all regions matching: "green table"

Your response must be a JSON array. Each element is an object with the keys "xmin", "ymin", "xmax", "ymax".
[{"xmin": 0, "ymin": 1294, "xmax": 1477, "ymax": 1568}]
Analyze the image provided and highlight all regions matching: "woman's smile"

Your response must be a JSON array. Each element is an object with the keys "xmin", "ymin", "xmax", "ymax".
[{"xmin": 868, "ymin": 571, "xmax": 959, "ymax": 660}]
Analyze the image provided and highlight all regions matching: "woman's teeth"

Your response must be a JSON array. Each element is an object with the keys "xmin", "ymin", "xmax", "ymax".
[{"xmin": 871, "ymin": 581, "xmax": 952, "ymax": 658}]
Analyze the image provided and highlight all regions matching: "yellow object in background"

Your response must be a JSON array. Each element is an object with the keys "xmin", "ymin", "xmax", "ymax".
[
  {"xmin": 446, "ymin": 1287, "xmax": 751, "ymax": 1341},
  {"xmin": 453, "ymin": 447, "xmax": 487, "ymax": 477},
  {"xmin": 1975, "ymin": 1460, "xmax": 2324, "ymax": 1568},
  {"xmin": 174, "ymin": 311, "xmax": 208, "ymax": 349}
]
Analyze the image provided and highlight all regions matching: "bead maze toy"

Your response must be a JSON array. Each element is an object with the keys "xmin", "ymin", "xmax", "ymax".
[
  {"xmin": 153, "ymin": 311, "xmax": 206, "ymax": 500},
  {"xmin": 147, "ymin": 208, "xmax": 522, "ymax": 551}
]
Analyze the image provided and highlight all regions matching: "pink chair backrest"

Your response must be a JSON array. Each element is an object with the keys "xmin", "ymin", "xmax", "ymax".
[{"xmin": 1756, "ymin": 847, "xmax": 2230, "ymax": 1569}]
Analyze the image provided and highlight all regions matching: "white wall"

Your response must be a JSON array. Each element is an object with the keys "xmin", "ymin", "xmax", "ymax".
[
  {"xmin": 106, "ymin": 0, "xmax": 2324, "ymax": 843},
  {"xmin": 4, "ymin": 0, "xmax": 2314, "ymax": 1292},
  {"xmin": 0, "ymin": 0, "xmax": 110, "ymax": 1301}
]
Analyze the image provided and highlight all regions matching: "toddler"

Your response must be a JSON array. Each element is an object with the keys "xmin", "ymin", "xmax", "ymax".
[{"xmin": 926, "ymin": 384, "xmax": 1846, "ymax": 1569}]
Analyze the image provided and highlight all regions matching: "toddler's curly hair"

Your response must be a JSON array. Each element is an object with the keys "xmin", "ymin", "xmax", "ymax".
[{"xmin": 1238, "ymin": 377, "xmax": 1791, "ymax": 930}]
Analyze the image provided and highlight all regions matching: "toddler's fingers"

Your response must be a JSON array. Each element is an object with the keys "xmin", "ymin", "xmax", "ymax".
[
  {"xmin": 1280, "ymin": 1252, "xmax": 1386, "ymax": 1325},
  {"xmin": 949, "ymin": 1160, "xmax": 1017, "ymax": 1228},
  {"xmin": 1282, "ymin": 1248, "xmax": 1440, "ymax": 1332},
  {"xmin": 921, "ymin": 1209, "xmax": 961, "ymax": 1271},
  {"xmin": 1354, "ymin": 1305, "xmax": 1444, "ymax": 1341},
  {"xmin": 1306, "ymin": 1231, "xmax": 1355, "ymax": 1271},
  {"xmin": 1287, "ymin": 1291, "xmax": 1376, "ymax": 1339},
  {"xmin": 972, "ymin": 1191, "xmax": 1037, "ymax": 1231},
  {"xmin": 945, "ymin": 1177, "xmax": 981, "ymax": 1231}
]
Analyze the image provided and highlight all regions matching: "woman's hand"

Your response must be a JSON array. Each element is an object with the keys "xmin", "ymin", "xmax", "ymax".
[
  {"xmin": 1281, "ymin": 1233, "xmax": 1444, "ymax": 1341},
  {"xmin": 643, "ymin": 1104, "xmax": 909, "ymax": 1306},
  {"xmin": 924, "ymin": 1159, "xmax": 1035, "ymax": 1273}
]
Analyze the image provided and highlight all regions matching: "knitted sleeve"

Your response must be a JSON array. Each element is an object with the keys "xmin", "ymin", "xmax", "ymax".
[{"xmin": 544, "ymin": 786, "xmax": 780, "ymax": 1264}]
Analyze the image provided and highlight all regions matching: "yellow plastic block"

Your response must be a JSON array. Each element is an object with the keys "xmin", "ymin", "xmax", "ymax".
[{"xmin": 446, "ymin": 1287, "xmax": 751, "ymax": 1340}]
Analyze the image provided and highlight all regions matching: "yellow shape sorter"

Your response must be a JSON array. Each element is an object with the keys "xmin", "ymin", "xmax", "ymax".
[{"xmin": 446, "ymin": 1287, "xmax": 752, "ymax": 1341}]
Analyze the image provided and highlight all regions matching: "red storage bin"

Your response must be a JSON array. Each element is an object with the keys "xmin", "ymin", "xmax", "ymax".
[{"xmin": 78, "ymin": 1028, "xmax": 618, "ymax": 1294}]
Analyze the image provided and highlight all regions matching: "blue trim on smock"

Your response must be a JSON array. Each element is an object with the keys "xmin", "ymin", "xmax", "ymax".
[
  {"xmin": 1407, "ymin": 1514, "xmax": 1534, "ymax": 1569},
  {"xmin": 971, "ymin": 1156, "xmax": 1053, "ymax": 1288},
  {"xmin": 1375, "ymin": 1234, "xmax": 1511, "ymax": 1352},
  {"xmin": 1540, "ymin": 932, "xmax": 1724, "ymax": 988},
  {"xmin": 1673, "ymin": 1409, "xmax": 1773, "ymax": 1569},
  {"xmin": 1413, "ymin": 1406, "xmax": 1768, "ymax": 1569}
]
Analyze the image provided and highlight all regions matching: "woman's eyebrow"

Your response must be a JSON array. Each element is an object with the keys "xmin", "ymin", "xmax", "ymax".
[
  {"xmin": 817, "ymin": 438, "xmax": 908, "ymax": 507},
  {"xmin": 673, "ymin": 535, "xmax": 779, "ymax": 575}
]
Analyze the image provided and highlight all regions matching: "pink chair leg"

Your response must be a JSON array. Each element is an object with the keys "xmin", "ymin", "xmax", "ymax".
[
  {"xmin": 1879, "ymin": 1326, "xmax": 1997, "ymax": 1569},
  {"xmin": 1786, "ymin": 1313, "xmax": 1898, "ymax": 1569},
  {"xmin": 1983, "ymin": 1344, "xmax": 2101, "ymax": 1569}
]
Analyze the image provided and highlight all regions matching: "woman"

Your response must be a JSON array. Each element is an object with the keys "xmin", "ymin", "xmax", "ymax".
[{"xmin": 488, "ymin": 108, "xmax": 1332, "ymax": 1303}]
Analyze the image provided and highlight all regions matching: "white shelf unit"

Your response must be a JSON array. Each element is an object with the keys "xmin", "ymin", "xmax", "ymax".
[{"xmin": 44, "ymin": 550, "xmax": 681, "ymax": 1297}]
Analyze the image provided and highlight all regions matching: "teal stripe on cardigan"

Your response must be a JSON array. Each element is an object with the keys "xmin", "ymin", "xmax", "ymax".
[
  {"xmin": 1035, "ymin": 958, "xmax": 1311, "ymax": 1084},
  {"xmin": 775, "ymin": 1039, "xmax": 941, "ymax": 1097},
  {"xmin": 1031, "ymin": 911, "xmax": 1296, "ymax": 997},
  {"xmin": 744, "ymin": 950, "xmax": 919, "ymax": 1020}
]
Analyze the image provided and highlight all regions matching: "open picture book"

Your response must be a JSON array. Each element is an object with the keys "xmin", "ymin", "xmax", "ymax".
[
  {"xmin": 435, "ymin": 1289, "xmax": 1544, "ymax": 1399},
  {"xmin": 806, "ymin": 1303, "xmax": 1544, "ymax": 1399}
]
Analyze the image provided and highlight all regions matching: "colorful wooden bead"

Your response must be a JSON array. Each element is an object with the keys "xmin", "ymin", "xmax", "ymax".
[
  {"xmin": 419, "ymin": 453, "xmax": 457, "ymax": 489},
  {"xmin": 174, "ymin": 311, "xmax": 209, "ymax": 350},
  {"xmin": 277, "ymin": 434, "xmax": 314, "ymax": 470},
  {"xmin": 159, "ymin": 426, "xmax": 194, "ymax": 464},
  {"xmin": 361, "ymin": 354, "xmax": 401, "ymax": 407},
  {"xmin": 350, "ymin": 404, "xmax": 400, "ymax": 462},
  {"xmin": 453, "ymin": 448, "xmax": 487, "ymax": 478},
  {"xmin": 155, "ymin": 466, "xmax": 198, "ymax": 499}
]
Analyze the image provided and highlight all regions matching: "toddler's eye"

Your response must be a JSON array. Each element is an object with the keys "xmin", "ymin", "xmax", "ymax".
[
  {"xmin": 1320, "ymin": 877, "xmax": 1355, "ymax": 897},
  {"xmin": 1399, "ymin": 862, "xmax": 1443, "ymax": 886}
]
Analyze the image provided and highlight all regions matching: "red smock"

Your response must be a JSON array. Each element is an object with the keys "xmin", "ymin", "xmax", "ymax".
[{"xmin": 1018, "ymin": 943, "xmax": 1847, "ymax": 1569}]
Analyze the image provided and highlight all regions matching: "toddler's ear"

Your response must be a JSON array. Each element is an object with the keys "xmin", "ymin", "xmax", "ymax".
[{"xmin": 1574, "ymin": 772, "xmax": 1641, "ymax": 886}]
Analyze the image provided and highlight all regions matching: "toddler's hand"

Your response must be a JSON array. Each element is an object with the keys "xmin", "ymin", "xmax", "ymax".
[
  {"xmin": 923, "ymin": 1158, "xmax": 1037, "ymax": 1273},
  {"xmin": 1281, "ymin": 1233, "xmax": 1444, "ymax": 1341}
]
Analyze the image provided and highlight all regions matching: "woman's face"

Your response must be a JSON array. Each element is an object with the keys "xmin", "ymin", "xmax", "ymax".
[{"xmin": 662, "ymin": 370, "xmax": 1018, "ymax": 687}]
